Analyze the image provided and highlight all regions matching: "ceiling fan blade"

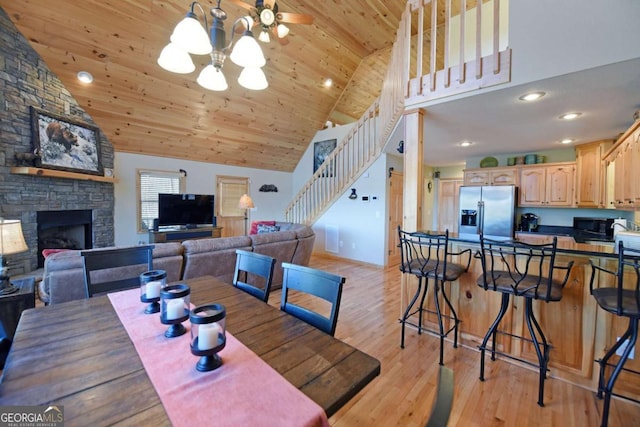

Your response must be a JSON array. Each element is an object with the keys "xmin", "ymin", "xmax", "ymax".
[
  {"xmin": 277, "ymin": 12, "xmax": 314, "ymax": 25},
  {"xmin": 227, "ymin": 0, "xmax": 254, "ymax": 11}
]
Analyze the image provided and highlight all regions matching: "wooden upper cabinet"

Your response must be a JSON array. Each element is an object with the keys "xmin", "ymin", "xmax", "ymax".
[
  {"xmin": 575, "ymin": 140, "xmax": 612, "ymax": 208},
  {"xmin": 519, "ymin": 163, "xmax": 575, "ymax": 207},
  {"xmin": 463, "ymin": 167, "xmax": 517, "ymax": 186},
  {"xmin": 603, "ymin": 119, "xmax": 640, "ymax": 210}
]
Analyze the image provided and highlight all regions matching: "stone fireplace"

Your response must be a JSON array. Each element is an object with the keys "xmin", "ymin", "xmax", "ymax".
[
  {"xmin": 36, "ymin": 210, "xmax": 93, "ymax": 268},
  {"xmin": 0, "ymin": 10, "xmax": 115, "ymax": 276}
]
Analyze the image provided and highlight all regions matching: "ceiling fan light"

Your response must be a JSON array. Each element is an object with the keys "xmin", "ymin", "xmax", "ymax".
[
  {"xmin": 238, "ymin": 67, "xmax": 268, "ymax": 90},
  {"xmin": 197, "ymin": 64, "xmax": 228, "ymax": 91},
  {"xmin": 157, "ymin": 42, "xmax": 196, "ymax": 74},
  {"xmin": 260, "ymin": 8, "xmax": 276, "ymax": 26},
  {"xmin": 258, "ymin": 30, "xmax": 271, "ymax": 43},
  {"xmin": 276, "ymin": 24, "xmax": 289, "ymax": 38},
  {"xmin": 170, "ymin": 12, "xmax": 212, "ymax": 55},
  {"xmin": 230, "ymin": 31, "xmax": 266, "ymax": 68}
]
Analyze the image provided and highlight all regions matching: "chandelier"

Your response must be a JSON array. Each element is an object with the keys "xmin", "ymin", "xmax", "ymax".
[{"xmin": 157, "ymin": 0, "xmax": 268, "ymax": 91}]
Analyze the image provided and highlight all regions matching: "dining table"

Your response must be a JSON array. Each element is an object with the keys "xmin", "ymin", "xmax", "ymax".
[{"xmin": 0, "ymin": 275, "xmax": 381, "ymax": 425}]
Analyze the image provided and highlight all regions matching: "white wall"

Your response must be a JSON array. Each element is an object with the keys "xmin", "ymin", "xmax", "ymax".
[
  {"xmin": 509, "ymin": 0, "xmax": 640, "ymax": 85},
  {"xmin": 114, "ymin": 152, "xmax": 292, "ymax": 246},
  {"xmin": 312, "ymin": 155, "xmax": 389, "ymax": 266}
]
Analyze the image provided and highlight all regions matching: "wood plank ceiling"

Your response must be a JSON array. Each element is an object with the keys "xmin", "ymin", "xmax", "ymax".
[{"xmin": 1, "ymin": 0, "xmax": 408, "ymax": 172}]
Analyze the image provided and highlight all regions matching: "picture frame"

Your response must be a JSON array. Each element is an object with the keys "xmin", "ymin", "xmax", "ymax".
[
  {"xmin": 313, "ymin": 139, "xmax": 337, "ymax": 176},
  {"xmin": 30, "ymin": 106, "xmax": 103, "ymax": 175}
]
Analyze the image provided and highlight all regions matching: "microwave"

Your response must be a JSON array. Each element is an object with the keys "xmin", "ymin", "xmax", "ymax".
[{"xmin": 573, "ymin": 217, "xmax": 614, "ymax": 239}]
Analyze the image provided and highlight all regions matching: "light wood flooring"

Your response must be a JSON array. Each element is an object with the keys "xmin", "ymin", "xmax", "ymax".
[{"xmin": 265, "ymin": 254, "xmax": 640, "ymax": 427}]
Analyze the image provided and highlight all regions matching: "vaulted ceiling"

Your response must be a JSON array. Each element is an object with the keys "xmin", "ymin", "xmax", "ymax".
[{"xmin": 0, "ymin": 0, "xmax": 410, "ymax": 172}]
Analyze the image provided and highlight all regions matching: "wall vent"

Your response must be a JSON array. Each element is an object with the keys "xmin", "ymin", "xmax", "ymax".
[{"xmin": 325, "ymin": 225, "xmax": 339, "ymax": 253}]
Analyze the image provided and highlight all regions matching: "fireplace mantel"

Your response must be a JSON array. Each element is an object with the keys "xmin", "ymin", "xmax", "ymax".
[{"xmin": 11, "ymin": 167, "xmax": 115, "ymax": 183}]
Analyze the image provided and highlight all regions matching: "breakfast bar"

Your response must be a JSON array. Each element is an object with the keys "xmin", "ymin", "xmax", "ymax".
[{"xmin": 400, "ymin": 231, "xmax": 640, "ymax": 401}]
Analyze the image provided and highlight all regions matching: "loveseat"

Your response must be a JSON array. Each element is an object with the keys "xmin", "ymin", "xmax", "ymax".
[{"xmin": 40, "ymin": 222, "xmax": 314, "ymax": 305}]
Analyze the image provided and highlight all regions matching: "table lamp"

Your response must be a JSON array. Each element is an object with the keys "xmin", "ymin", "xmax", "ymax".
[
  {"xmin": 238, "ymin": 194, "xmax": 255, "ymax": 235},
  {"xmin": 0, "ymin": 219, "xmax": 28, "ymax": 295}
]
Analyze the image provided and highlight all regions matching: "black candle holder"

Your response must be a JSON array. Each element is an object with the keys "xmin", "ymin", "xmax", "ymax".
[
  {"xmin": 139, "ymin": 270, "xmax": 167, "ymax": 314},
  {"xmin": 160, "ymin": 284, "xmax": 190, "ymax": 338},
  {"xmin": 190, "ymin": 304, "xmax": 226, "ymax": 372}
]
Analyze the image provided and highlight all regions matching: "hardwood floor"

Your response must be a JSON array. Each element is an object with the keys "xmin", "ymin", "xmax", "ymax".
[{"xmin": 267, "ymin": 254, "xmax": 640, "ymax": 427}]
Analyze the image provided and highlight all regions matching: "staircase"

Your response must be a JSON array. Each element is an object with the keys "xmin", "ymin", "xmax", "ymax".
[{"xmin": 285, "ymin": 0, "xmax": 511, "ymax": 225}]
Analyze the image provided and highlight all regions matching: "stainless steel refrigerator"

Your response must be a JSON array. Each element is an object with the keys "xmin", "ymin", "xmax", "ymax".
[{"xmin": 458, "ymin": 185, "xmax": 517, "ymax": 241}]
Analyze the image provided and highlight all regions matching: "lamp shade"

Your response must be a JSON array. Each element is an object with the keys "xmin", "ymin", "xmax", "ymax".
[
  {"xmin": 157, "ymin": 42, "xmax": 196, "ymax": 74},
  {"xmin": 0, "ymin": 219, "xmax": 28, "ymax": 255},
  {"xmin": 170, "ymin": 12, "xmax": 212, "ymax": 55},
  {"xmin": 229, "ymin": 31, "xmax": 266, "ymax": 68},
  {"xmin": 238, "ymin": 194, "xmax": 255, "ymax": 209},
  {"xmin": 238, "ymin": 67, "xmax": 268, "ymax": 90},
  {"xmin": 197, "ymin": 64, "xmax": 228, "ymax": 91}
]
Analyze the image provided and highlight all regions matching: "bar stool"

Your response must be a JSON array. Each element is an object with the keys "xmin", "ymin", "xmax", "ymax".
[
  {"xmin": 398, "ymin": 227, "xmax": 471, "ymax": 365},
  {"xmin": 589, "ymin": 242, "xmax": 640, "ymax": 427},
  {"xmin": 476, "ymin": 236, "xmax": 573, "ymax": 406}
]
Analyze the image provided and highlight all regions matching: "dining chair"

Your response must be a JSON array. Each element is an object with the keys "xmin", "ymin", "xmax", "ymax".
[
  {"xmin": 280, "ymin": 262, "xmax": 345, "ymax": 336},
  {"xmin": 398, "ymin": 227, "xmax": 472, "ymax": 365},
  {"xmin": 589, "ymin": 242, "xmax": 640, "ymax": 427},
  {"xmin": 232, "ymin": 249, "xmax": 276, "ymax": 302},
  {"xmin": 81, "ymin": 245, "xmax": 154, "ymax": 298},
  {"xmin": 476, "ymin": 236, "xmax": 573, "ymax": 406}
]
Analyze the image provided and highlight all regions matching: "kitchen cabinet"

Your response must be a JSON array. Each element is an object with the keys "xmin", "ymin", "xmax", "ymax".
[
  {"xmin": 575, "ymin": 140, "xmax": 612, "ymax": 208},
  {"xmin": 604, "ymin": 119, "xmax": 640, "ymax": 210},
  {"xmin": 437, "ymin": 179, "xmax": 463, "ymax": 233},
  {"xmin": 463, "ymin": 167, "xmax": 517, "ymax": 186},
  {"xmin": 519, "ymin": 163, "xmax": 575, "ymax": 207}
]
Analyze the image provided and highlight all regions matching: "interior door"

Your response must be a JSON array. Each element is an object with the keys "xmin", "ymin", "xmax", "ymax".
[
  {"xmin": 216, "ymin": 176, "xmax": 249, "ymax": 237},
  {"xmin": 388, "ymin": 171, "xmax": 403, "ymax": 266}
]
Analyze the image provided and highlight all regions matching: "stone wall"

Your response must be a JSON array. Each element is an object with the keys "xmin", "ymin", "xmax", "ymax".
[{"xmin": 0, "ymin": 8, "xmax": 115, "ymax": 275}]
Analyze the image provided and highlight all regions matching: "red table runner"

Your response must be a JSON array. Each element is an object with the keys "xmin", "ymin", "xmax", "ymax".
[{"xmin": 108, "ymin": 289, "xmax": 330, "ymax": 427}]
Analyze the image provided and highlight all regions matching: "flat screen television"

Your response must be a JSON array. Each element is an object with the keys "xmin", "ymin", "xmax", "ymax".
[{"xmin": 157, "ymin": 193, "xmax": 215, "ymax": 228}]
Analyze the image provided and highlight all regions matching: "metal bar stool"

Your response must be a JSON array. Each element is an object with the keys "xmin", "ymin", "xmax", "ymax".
[
  {"xmin": 589, "ymin": 242, "xmax": 640, "ymax": 427},
  {"xmin": 476, "ymin": 236, "xmax": 574, "ymax": 406},
  {"xmin": 398, "ymin": 227, "xmax": 471, "ymax": 365}
]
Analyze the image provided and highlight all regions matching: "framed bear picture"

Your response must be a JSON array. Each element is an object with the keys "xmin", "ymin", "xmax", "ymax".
[{"xmin": 30, "ymin": 107, "xmax": 103, "ymax": 175}]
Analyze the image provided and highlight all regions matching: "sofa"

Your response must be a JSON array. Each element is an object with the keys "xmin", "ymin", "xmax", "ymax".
[{"xmin": 40, "ymin": 222, "xmax": 314, "ymax": 305}]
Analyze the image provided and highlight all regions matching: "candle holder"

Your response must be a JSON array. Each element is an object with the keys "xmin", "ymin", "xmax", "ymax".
[
  {"xmin": 139, "ymin": 270, "xmax": 167, "ymax": 314},
  {"xmin": 160, "ymin": 284, "xmax": 190, "ymax": 338},
  {"xmin": 190, "ymin": 304, "xmax": 226, "ymax": 372}
]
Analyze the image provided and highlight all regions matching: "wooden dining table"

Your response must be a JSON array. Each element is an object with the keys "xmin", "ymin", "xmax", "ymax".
[{"xmin": 0, "ymin": 275, "xmax": 380, "ymax": 425}]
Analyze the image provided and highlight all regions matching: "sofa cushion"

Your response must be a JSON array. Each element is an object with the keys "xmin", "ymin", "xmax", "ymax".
[
  {"xmin": 257, "ymin": 224, "xmax": 280, "ymax": 234},
  {"xmin": 249, "ymin": 220, "xmax": 276, "ymax": 235},
  {"xmin": 182, "ymin": 236, "xmax": 253, "ymax": 282}
]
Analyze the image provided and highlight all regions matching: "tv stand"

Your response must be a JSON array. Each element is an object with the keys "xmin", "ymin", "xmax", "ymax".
[{"xmin": 149, "ymin": 226, "xmax": 223, "ymax": 243}]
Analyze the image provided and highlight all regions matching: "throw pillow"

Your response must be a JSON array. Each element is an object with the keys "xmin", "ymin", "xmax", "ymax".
[
  {"xmin": 250, "ymin": 220, "xmax": 276, "ymax": 235},
  {"xmin": 257, "ymin": 224, "xmax": 280, "ymax": 234}
]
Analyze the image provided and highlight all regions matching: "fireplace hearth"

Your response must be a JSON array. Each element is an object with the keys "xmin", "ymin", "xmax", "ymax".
[{"xmin": 37, "ymin": 210, "xmax": 93, "ymax": 268}]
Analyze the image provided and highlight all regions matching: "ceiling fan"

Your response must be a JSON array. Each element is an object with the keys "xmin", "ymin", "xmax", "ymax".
[{"xmin": 228, "ymin": 0, "xmax": 313, "ymax": 45}]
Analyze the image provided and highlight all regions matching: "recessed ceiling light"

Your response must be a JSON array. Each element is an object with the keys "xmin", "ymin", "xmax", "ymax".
[
  {"xmin": 560, "ymin": 138, "xmax": 575, "ymax": 144},
  {"xmin": 518, "ymin": 91, "xmax": 546, "ymax": 102},
  {"xmin": 559, "ymin": 112, "xmax": 582, "ymax": 120},
  {"xmin": 77, "ymin": 71, "xmax": 93, "ymax": 84},
  {"xmin": 323, "ymin": 78, "xmax": 333, "ymax": 88},
  {"xmin": 459, "ymin": 141, "xmax": 473, "ymax": 147}
]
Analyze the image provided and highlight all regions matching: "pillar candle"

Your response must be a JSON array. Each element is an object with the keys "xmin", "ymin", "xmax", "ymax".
[
  {"xmin": 166, "ymin": 298, "xmax": 184, "ymax": 320},
  {"xmin": 198, "ymin": 322, "xmax": 221, "ymax": 351},
  {"xmin": 146, "ymin": 281, "xmax": 161, "ymax": 299}
]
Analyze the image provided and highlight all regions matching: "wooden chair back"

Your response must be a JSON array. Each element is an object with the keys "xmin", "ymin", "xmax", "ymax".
[
  {"xmin": 280, "ymin": 262, "xmax": 345, "ymax": 336},
  {"xmin": 81, "ymin": 245, "xmax": 154, "ymax": 298},
  {"xmin": 232, "ymin": 249, "xmax": 276, "ymax": 302}
]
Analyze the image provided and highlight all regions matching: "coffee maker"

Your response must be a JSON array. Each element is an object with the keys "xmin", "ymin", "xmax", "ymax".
[{"xmin": 520, "ymin": 213, "xmax": 539, "ymax": 232}]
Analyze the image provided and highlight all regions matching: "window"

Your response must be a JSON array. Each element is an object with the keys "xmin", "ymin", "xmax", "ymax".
[{"xmin": 137, "ymin": 169, "xmax": 185, "ymax": 232}]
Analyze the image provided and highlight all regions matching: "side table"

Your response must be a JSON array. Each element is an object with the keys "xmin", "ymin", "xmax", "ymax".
[{"xmin": 0, "ymin": 277, "xmax": 35, "ymax": 369}]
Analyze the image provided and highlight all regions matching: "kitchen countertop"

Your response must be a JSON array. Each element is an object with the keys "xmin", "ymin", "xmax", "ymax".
[{"xmin": 415, "ymin": 229, "xmax": 619, "ymax": 258}]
